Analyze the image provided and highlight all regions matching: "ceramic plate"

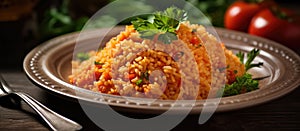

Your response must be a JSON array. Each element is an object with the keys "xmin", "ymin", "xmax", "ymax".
[{"xmin": 23, "ymin": 26, "xmax": 300, "ymax": 114}]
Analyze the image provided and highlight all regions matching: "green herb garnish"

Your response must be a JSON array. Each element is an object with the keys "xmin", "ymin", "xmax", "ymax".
[
  {"xmin": 236, "ymin": 51, "xmax": 244, "ymax": 64},
  {"xmin": 76, "ymin": 52, "xmax": 90, "ymax": 62},
  {"xmin": 94, "ymin": 61, "xmax": 104, "ymax": 65},
  {"xmin": 236, "ymin": 49, "xmax": 263, "ymax": 71},
  {"xmin": 136, "ymin": 79, "xmax": 143, "ymax": 86},
  {"xmin": 142, "ymin": 70, "xmax": 149, "ymax": 80},
  {"xmin": 221, "ymin": 73, "xmax": 259, "ymax": 97},
  {"xmin": 218, "ymin": 49, "xmax": 263, "ymax": 97},
  {"xmin": 135, "ymin": 70, "xmax": 149, "ymax": 86},
  {"xmin": 131, "ymin": 6, "xmax": 187, "ymax": 44}
]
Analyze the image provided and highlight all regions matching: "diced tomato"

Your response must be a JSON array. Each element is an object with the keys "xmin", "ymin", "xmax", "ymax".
[
  {"xmin": 103, "ymin": 72, "xmax": 112, "ymax": 80},
  {"xmin": 227, "ymin": 70, "xmax": 236, "ymax": 84},
  {"xmin": 118, "ymin": 34, "xmax": 126, "ymax": 41},
  {"xmin": 95, "ymin": 64, "xmax": 102, "ymax": 69},
  {"xmin": 190, "ymin": 36, "xmax": 200, "ymax": 45},
  {"xmin": 94, "ymin": 71, "xmax": 101, "ymax": 81},
  {"xmin": 128, "ymin": 73, "xmax": 136, "ymax": 80},
  {"xmin": 98, "ymin": 85, "xmax": 108, "ymax": 93}
]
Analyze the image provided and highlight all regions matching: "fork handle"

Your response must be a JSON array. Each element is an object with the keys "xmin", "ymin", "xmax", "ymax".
[{"xmin": 13, "ymin": 92, "xmax": 82, "ymax": 131}]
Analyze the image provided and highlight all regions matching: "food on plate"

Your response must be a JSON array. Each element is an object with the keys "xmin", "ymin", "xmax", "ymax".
[
  {"xmin": 69, "ymin": 6, "xmax": 262, "ymax": 100},
  {"xmin": 221, "ymin": 49, "xmax": 263, "ymax": 97}
]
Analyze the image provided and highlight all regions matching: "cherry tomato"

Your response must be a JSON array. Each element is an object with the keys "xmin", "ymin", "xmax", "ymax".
[
  {"xmin": 224, "ymin": 0, "xmax": 275, "ymax": 32},
  {"xmin": 248, "ymin": 8, "xmax": 300, "ymax": 50}
]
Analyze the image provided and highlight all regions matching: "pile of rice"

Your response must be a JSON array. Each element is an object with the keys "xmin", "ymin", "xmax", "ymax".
[{"xmin": 69, "ymin": 22, "xmax": 245, "ymax": 100}]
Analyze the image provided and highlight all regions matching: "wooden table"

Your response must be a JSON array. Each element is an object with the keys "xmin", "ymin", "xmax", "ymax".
[{"xmin": 1, "ymin": 68, "xmax": 300, "ymax": 131}]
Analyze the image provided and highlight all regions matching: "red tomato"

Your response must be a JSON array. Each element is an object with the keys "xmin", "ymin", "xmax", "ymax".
[
  {"xmin": 224, "ymin": 0, "xmax": 275, "ymax": 32},
  {"xmin": 128, "ymin": 73, "xmax": 136, "ymax": 80},
  {"xmin": 248, "ymin": 8, "xmax": 300, "ymax": 50},
  {"xmin": 190, "ymin": 36, "xmax": 200, "ymax": 45}
]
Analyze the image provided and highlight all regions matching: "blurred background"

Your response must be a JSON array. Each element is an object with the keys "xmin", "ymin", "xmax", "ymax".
[{"xmin": 0, "ymin": 0, "xmax": 299, "ymax": 69}]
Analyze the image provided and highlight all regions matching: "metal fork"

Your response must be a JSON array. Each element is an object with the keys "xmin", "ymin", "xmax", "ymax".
[{"xmin": 0, "ymin": 74, "xmax": 82, "ymax": 131}]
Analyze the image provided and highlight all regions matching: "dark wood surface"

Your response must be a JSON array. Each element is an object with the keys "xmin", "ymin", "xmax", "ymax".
[{"xmin": 1, "ymin": 69, "xmax": 300, "ymax": 131}]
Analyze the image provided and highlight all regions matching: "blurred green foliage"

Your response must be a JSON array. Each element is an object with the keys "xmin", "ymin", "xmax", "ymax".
[
  {"xmin": 187, "ymin": 0, "xmax": 232, "ymax": 27},
  {"xmin": 88, "ymin": 0, "xmax": 154, "ymax": 27},
  {"xmin": 39, "ymin": 0, "xmax": 88, "ymax": 40},
  {"xmin": 40, "ymin": 0, "xmax": 232, "ymax": 40}
]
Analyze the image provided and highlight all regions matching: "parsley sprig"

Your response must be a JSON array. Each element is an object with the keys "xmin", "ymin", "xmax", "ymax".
[
  {"xmin": 220, "ymin": 73, "xmax": 259, "ymax": 97},
  {"xmin": 237, "ymin": 49, "xmax": 264, "ymax": 71},
  {"xmin": 220, "ymin": 49, "xmax": 263, "ymax": 97},
  {"xmin": 131, "ymin": 6, "xmax": 187, "ymax": 44}
]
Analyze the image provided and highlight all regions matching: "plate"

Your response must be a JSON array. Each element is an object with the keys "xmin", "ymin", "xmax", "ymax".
[{"xmin": 23, "ymin": 26, "xmax": 300, "ymax": 114}]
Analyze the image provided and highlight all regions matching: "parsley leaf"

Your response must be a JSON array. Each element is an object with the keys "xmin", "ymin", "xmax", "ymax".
[
  {"xmin": 245, "ymin": 49, "xmax": 263, "ymax": 71},
  {"xmin": 76, "ymin": 52, "xmax": 89, "ymax": 62},
  {"xmin": 131, "ymin": 18, "xmax": 160, "ymax": 39},
  {"xmin": 221, "ymin": 73, "xmax": 259, "ymax": 97},
  {"xmin": 94, "ymin": 61, "xmax": 104, "ymax": 65},
  {"xmin": 236, "ymin": 51, "xmax": 244, "ymax": 64},
  {"xmin": 131, "ymin": 6, "xmax": 187, "ymax": 44},
  {"xmin": 236, "ymin": 49, "xmax": 263, "ymax": 71},
  {"xmin": 136, "ymin": 79, "xmax": 143, "ymax": 86}
]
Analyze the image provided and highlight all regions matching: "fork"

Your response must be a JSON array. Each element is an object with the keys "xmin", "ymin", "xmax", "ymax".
[{"xmin": 0, "ymin": 74, "xmax": 82, "ymax": 131}]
